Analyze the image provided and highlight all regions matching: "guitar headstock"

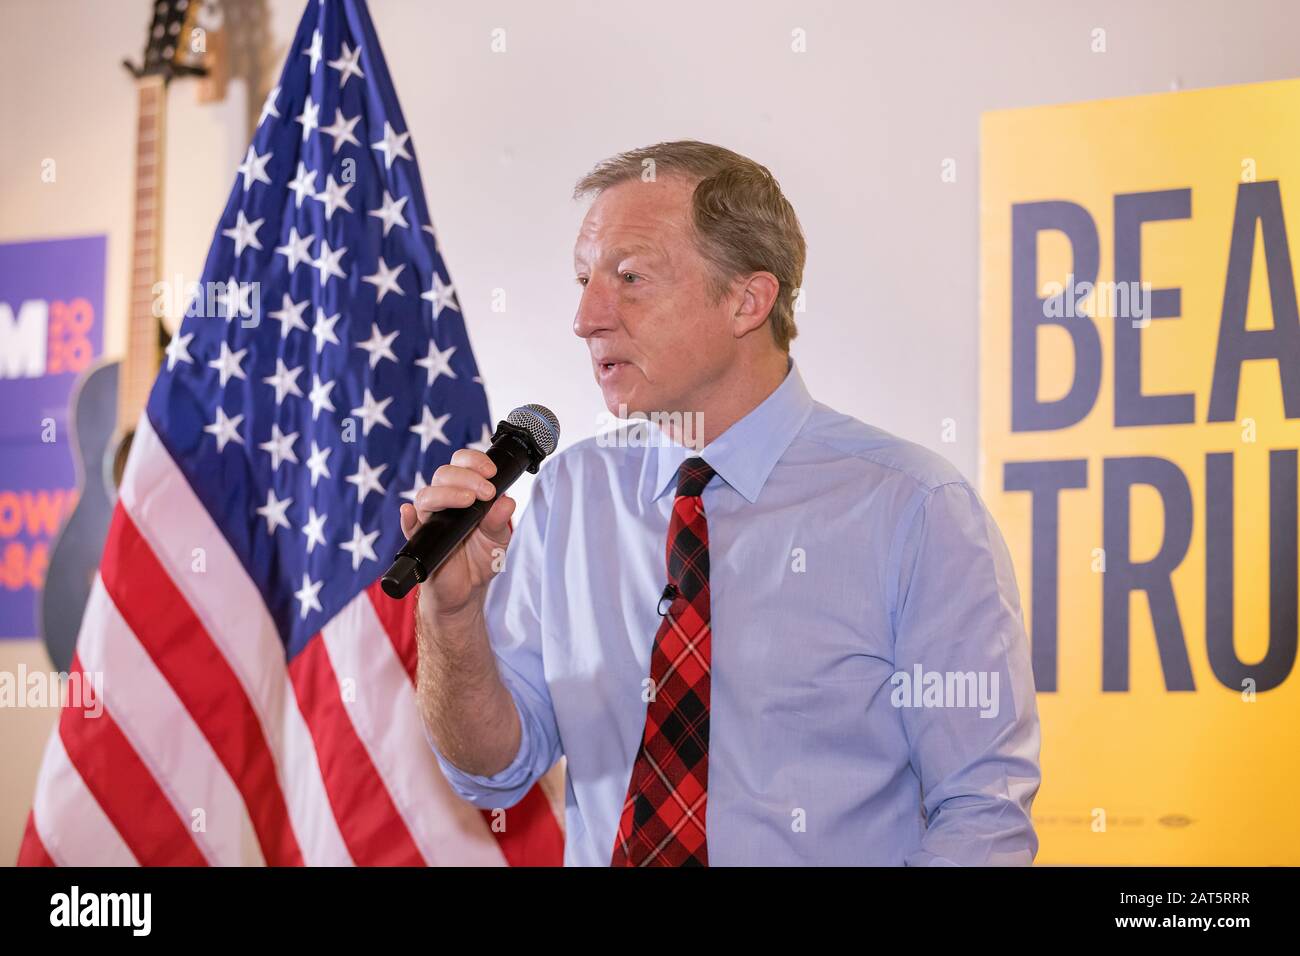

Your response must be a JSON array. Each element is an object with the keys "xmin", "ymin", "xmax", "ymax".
[{"xmin": 124, "ymin": 0, "xmax": 213, "ymax": 82}]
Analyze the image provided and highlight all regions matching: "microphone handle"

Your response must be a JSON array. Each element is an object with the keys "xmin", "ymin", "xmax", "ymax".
[{"xmin": 380, "ymin": 435, "xmax": 531, "ymax": 598}]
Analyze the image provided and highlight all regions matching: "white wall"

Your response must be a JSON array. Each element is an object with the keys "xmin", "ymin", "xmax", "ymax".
[{"xmin": 2, "ymin": 0, "xmax": 1298, "ymax": 864}]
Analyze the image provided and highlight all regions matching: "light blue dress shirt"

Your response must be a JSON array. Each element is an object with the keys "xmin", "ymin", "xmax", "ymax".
[{"xmin": 428, "ymin": 359, "xmax": 1041, "ymax": 865}]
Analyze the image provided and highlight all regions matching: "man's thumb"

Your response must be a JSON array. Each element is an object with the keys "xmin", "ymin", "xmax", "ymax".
[{"xmin": 479, "ymin": 494, "xmax": 516, "ymax": 545}]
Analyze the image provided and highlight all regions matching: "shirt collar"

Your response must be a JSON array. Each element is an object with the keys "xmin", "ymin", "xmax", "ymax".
[{"xmin": 646, "ymin": 357, "xmax": 814, "ymax": 505}]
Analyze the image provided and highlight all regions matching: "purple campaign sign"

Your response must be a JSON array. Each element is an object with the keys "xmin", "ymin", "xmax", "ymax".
[{"xmin": 0, "ymin": 235, "xmax": 106, "ymax": 638}]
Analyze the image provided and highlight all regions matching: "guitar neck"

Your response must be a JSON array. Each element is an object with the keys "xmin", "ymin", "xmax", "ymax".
[{"xmin": 120, "ymin": 75, "xmax": 167, "ymax": 431}]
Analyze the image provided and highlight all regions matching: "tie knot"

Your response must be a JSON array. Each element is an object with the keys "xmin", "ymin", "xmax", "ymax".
[{"xmin": 675, "ymin": 457, "xmax": 715, "ymax": 498}]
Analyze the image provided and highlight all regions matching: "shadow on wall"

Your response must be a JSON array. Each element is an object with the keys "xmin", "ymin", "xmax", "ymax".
[{"xmin": 194, "ymin": 0, "xmax": 275, "ymax": 137}]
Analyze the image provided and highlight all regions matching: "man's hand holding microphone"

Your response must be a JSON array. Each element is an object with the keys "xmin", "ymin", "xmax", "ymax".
[{"xmin": 383, "ymin": 405, "xmax": 559, "ymax": 780}]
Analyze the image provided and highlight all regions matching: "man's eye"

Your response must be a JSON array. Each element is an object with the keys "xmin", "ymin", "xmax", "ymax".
[
  {"xmin": 621, "ymin": 272, "xmax": 638, "ymax": 283},
  {"xmin": 575, "ymin": 276, "xmax": 588, "ymax": 287}
]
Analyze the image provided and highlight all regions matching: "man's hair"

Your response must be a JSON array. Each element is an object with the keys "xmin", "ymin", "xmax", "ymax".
[{"xmin": 573, "ymin": 140, "xmax": 806, "ymax": 351}]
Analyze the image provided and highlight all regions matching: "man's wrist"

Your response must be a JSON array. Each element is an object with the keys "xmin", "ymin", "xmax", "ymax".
[{"xmin": 416, "ymin": 588, "xmax": 489, "ymax": 650}]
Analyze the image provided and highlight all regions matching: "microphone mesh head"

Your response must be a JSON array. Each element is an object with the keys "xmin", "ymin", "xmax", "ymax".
[{"xmin": 506, "ymin": 404, "xmax": 560, "ymax": 457}]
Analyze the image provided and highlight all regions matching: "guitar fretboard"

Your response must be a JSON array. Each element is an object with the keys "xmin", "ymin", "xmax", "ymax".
[{"xmin": 121, "ymin": 75, "xmax": 167, "ymax": 430}]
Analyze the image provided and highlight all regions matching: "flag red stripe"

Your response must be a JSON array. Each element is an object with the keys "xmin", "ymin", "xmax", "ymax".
[
  {"xmin": 16, "ymin": 811, "xmax": 55, "ymax": 867},
  {"xmin": 100, "ymin": 504, "xmax": 305, "ymax": 866},
  {"xmin": 362, "ymin": 585, "xmax": 565, "ymax": 866},
  {"xmin": 287, "ymin": 636, "xmax": 425, "ymax": 865},
  {"xmin": 57, "ymin": 653, "xmax": 208, "ymax": 865},
  {"xmin": 490, "ymin": 783, "xmax": 566, "ymax": 867}
]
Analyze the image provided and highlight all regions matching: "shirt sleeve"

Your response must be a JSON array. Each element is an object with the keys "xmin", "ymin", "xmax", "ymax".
[
  {"xmin": 428, "ymin": 464, "xmax": 564, "ymax": 809},
  {"xmin": 889, "ymin": 480, "xmax": 1042, "ymax": 866}
]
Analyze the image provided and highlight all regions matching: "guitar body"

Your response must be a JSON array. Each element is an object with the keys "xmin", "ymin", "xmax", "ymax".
[{"xmin": 40, "ymin": 360, "xmax": 129, "ymax": 672}]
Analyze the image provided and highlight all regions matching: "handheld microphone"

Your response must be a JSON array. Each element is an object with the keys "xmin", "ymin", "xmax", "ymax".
[{"xmin": 380, "ymin": 403, "xmax": 560, "ymax": 599}]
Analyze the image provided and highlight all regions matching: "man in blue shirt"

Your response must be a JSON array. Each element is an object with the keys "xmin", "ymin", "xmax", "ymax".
[{"xmin": 401, "ymin": 140, "xmax": 1041, "ymax": 866}]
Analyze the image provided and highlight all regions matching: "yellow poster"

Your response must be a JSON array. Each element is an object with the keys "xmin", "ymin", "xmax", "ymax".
[{"xmin": 980, "ymin": 79, "xmax": 1300, "ymax": 865}]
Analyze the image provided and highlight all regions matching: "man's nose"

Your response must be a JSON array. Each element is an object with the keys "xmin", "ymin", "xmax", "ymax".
[{"xmin": 573, "ymin": 281, "xmax": 617, "ymax": 339}]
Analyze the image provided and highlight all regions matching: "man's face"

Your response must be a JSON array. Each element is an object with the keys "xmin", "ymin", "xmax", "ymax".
[{"xmin": 572, "ymin": 176, "xmax": 738, "ymax": 417}]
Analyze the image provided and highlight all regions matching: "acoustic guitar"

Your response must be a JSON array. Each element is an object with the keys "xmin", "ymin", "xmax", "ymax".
[{"xmin": 40, "ymin": 0, "xmax": 214, "ymax": 671}]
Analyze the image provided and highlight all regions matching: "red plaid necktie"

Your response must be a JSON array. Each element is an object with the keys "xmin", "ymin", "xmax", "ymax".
[{"xmin": 611, "ymin": 457, "xmax": 716, "ymax": 867}]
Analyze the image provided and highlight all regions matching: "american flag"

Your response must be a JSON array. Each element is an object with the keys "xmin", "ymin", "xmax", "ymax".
[{"xmin": 19, "ymin": 0, "xmax": 563, "ymax": 866}]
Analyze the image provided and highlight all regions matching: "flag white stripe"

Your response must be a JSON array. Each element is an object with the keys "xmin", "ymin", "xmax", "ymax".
[
  {"xmin": 321, "ymin": 595, "xmax": 506, "ymax": 866},
  {"xmin": 31, "ymin": 730, "xmax": 138, "ymax": 866}
]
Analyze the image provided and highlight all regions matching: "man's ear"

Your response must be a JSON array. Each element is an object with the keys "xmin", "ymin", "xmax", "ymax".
[{"xmin": 732, "ymin": 272, "xmax": 781, "ymax": 339}]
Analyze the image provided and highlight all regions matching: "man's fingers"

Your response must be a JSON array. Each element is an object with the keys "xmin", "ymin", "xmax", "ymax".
[
  {"xmin": 414, "ymin": 466, "xmax": 496, "ymax": 521},
  {"xmin": 401, "ymin": 488, "xmax": 512, "ymax": 555},
  {"xmin": 405, "ymin": 450, "xmax": 503, "ymax": 530},
  {"xmin": 432, "ymin": 462, "xmax": 497, "ymax": 499},
  {"xmin": 450, "ymin": 448, "xmax": 496, "ymax": 479},
  {"xmin": 413, "ymin": 483, "xmax": 475, "ymax": 520}
]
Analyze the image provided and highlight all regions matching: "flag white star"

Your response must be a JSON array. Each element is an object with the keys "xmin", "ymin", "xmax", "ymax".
[
  {"xmin": 258, "ymin": 423, "xmax": 299, "ymax": 471},
  {"xmin": 371, "ymin": 121, "xmax": 412, "ymax": 169},
  {"xmin": 368, "ymin": 190, "xmax": 409, "ymax": 236},
  {"xmin": 275, "ymin": 227, "xmax": 315, "ymax": 272},
  {"xmin": 164, "ymin": 330, "xmax": 194, "ymax": 370},
  {"xmin": 203, "ymin": 406, "xmax": 244, "ymax": 451},
  {"xmin": 415, "ymin": 341, "xmax": 457, "ymax": 386},
  {"xmin": 400, "ymin": 471, "xmax": 426, "ymax": 503},
  {"xmin": 468, "ymin": 423, "xmax": 493, "ymax": 453},
  {"xmin": 313, "ymin": 239, "xmax": 347, "ymax": 286},
  {"xmin": 355, "ymin": 323, "xmax": 399, "ymax": 368},
  {"xmin": 221, "ymin": 210, "xmax": 264, "ymax": 257},
  {"xmin": 308, "ymin": 374, "xmax": 337, "ymax": 420},
  {"xmin": 215, "ymin": 275, "xmax": 255, "ymax": 322},
  {"xmin": 294, "ymin": 572, "xmax": 324, "ymax": 618},
  {"xmin": 422, "ymin": 223, "xmax": 442, "ymax": 254},
  {"xmin": 302, "ymin": 29, "xmax": 323, "ymax": 73},
  {"xmin": 262, "ymin": 358, "xmax": 304, "ymax": 405},
  {"xmin": 421, "ymin": 273, "xmax": 459, "ymax": 318},
  {"xmin": 327, "ymin": 40, "xmax": 365, "ymax": 87},
  {"xmin": 268, "ymin": 293, "xmax": 310, "ymax": 339},
  {"xmin": 410, "ymin": 406, "xmax": 452, "ymax": 452},
  {"xmin": 208, "ymin": 341, "xmax": 248, "ymax": 386},
  {"xmin": 255, "ymin": 487, "xmax": 293, "ymax": 534},
  {"xmin": 236, "ymin": 145, "xmax": 273, "ymax": 191},
  {"xmin": 350, "ymin": 388, "xmax": 394, "ymax": 435},
  {"xmin": 302, "ymin": 507, "xmax": 328, "ymax": 553},
  {"xmin": 287, "ymin": 162, "xmax": 317, "ymax": 208},
  {"xmin": 339, "ymin": 521, "xmax": 380, "ymax": 571},
  {"xmin": 345, "ymin": 456, "xmax": 388, "ymax": 503},
  {"xmin": 258, "ymin": 85, "xmax": 281, "ymax": 126},
  {"xmin": 295, "ymin": 94, "xmax": 320, "ymax": 141},
  {"xmin": 318, "ymin": 107, "xmax": 361, "ymax": 155},
  {"xmin": 362, "ymin": 257, "xmax": 405, "ymax": 302},
  {"xmin": 312, "ymin": 308, "xmax": 341, "ymax": 352},
  {"xmin": 314, "ymin": 174, "xmax": 354, "ymax": 220},
  {"xmin": 305, "ymin": 441, "xmax": 332, "ymax": 487}
]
